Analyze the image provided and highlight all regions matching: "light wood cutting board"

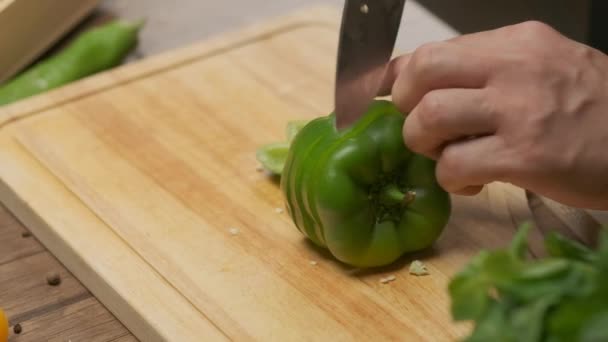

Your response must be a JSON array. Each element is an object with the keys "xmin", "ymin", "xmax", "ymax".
[{"xmin": 0, "ymin": 5, "xmax": 554, "ymax": 342}]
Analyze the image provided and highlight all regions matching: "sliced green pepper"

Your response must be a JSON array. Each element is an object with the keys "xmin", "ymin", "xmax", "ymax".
[{"xmin": 280, "ymin": 100, "xmax": 451, "ymax": 267}]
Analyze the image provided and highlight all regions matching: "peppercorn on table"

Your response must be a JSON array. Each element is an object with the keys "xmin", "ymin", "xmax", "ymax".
[{"xmin": 0, "ymin": 5, "xmax": 598, "ymax": 342}]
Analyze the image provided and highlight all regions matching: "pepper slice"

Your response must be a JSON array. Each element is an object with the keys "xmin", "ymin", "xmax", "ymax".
[{"xmin": 281, "ymin": 100, "xmax": 451, "ymax": 267}]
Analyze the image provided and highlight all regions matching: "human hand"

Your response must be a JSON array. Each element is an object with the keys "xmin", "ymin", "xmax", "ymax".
[{"xmin": 380, "ymin": 21, "xmax": 608, "ymax": 210}]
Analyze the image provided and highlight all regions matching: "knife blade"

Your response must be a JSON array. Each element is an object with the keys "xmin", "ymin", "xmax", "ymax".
[{"xmin": 334, "ymin": 0, "xmax": 406, "ymax": 130}]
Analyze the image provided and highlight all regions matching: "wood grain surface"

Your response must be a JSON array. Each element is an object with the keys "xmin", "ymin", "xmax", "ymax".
[
  {"xmin": 0, "ymin": 204, "xmax": 135, "ymax": 342},
  {"xmin": 0, "ymin": 6, "xmax": 548, "ymax": 341},
  {"xmin": 0, "ymin": 1, "xmax": 603, "ymax": 342}
]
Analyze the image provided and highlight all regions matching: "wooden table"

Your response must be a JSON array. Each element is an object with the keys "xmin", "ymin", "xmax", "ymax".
[
  {"xmin": 0, "ymin": 1, "xmax": 454, "ymax": 340},
  {"xmin": 0, "ymin": 1, "xmax": 599, "ymax": 341},
  {"xmin": 1, "ymin": 205, "xmax": 137, "ymax": 341}
]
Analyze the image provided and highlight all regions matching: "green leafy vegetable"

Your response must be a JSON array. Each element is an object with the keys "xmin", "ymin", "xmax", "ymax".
[{"xmin": 449, "ymin": 221, "xmax": 608, "ymax": 342}]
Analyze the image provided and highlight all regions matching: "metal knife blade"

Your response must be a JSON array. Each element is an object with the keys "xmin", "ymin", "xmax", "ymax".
[{"xmin": 334, "ymin": 0, "xmax": 406, "ymax": 130}]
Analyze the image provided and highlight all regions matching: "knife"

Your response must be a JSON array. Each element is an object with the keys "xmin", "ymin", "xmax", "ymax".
[{"xmin": 334, "ymin": 0, "xmax": 406, "ymax": 130}]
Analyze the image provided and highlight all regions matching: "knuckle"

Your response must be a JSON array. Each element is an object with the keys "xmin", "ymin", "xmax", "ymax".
[
  {"xmin": 572, "ymin": 43, "xmax": 594, "ymax": 62},
  {"xmin": 410, "ymin": 42, "xmax": 442, "ymax": 76},
  {"xmin": 416, "ymin": 93, "xmax": 444, "ymax": 130},
  {"xmin": 402, "ymin": 116, "xmax": 422, "ymax": 153},
  {"xmin": 569, "ymin": 45, "xmax": 598, "ymax": 83},
  {"xmin": 518, "ymin": 20, "xmax": 555, "ymax": 36},
  {"xmin": 520, "ymin": 91, "xmax": 555, "ymax": 121},
  {"xmin": 439, "ymin": 146, "xmax": 460, "ymax": 174},
  {"xmin": 403, "ymin": 118, "xmax": 435, "ymax": 158},
  {"xmin": 480, "ymin": 89, "xmax": 503, "ymax": 125},
  {"xmin": 436, "ymin": 149, "xmax": 461, "ymax": 191},
  {"xmin": 391, "ymin": 74, "xmax": 412, "ymax": 112}
]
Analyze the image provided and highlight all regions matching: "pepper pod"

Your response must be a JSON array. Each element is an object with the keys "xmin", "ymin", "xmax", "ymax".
[{"xmin": 281, "ymin": 100, "xmax": 451, "ymax": 268}]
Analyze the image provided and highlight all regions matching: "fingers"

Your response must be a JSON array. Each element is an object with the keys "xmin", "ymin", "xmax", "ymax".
[
  {"xmin": 377, "ymin": 30, "xmax": 511, "ymax": 196},
  {"xmin": 435, "ymin": 135, "xmax": 508, "ymax": 194},
  {"xmin": 377, "ymin": 54, "xmax": 411, "ymax": 96},
  {"xmin": 392, "ymin": 42, "xmax": 491, "ymax": 113},
  {"xmin": 403, "ymin": 88, "xmax": 499, "ymax": 159},
  {"xmin": 377, "ymin": 32, "xmax": 503, "ymax": 113}
]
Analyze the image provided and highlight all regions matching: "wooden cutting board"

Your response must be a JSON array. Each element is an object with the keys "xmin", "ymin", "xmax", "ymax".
[{"xmin": 0, "ymin": 5, "xmax": 550, "ymax": 341}]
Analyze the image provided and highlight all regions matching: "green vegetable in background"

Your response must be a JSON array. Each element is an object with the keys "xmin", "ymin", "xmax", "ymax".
[
  {"xmin": 0, "ymin": 19, "xmax": 144, "ymax": 106},
  {"xmin": 449, "ymin": 222, "xmax": 608, "ymax": 342},
  {"xmin": 278, "ymin": 100, "xmax": 451, "ymax": 268}
]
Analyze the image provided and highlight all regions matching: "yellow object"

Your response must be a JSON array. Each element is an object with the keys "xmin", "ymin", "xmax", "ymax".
[{"xmin": 0, "ymin": 308, "xmax": 8, "ymax": 342}]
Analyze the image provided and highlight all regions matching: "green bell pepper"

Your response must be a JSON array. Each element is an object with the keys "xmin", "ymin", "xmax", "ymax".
[{"xmin": 280, "ymin": 99, "xmax": 451, "ymax": 268}]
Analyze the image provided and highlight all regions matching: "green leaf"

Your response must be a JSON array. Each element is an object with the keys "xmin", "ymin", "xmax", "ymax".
[
  {"xmin": 482, "ymin": 251, "xmax": 525, "ymax": 284},
  {"xmin": 450, "ymin": 223, "xmax": 608, "ymax": 342},
  {"xmin": 509, "ymin": 221, "xmax": 532, "ymax": 259},
  {"xmin": 255, "ymin": 142, "xmax": 290, "ymax": 174},
  {"xmin": 546, "ymin": 289, "xmax": 607, "ymax": 342},
  {"xmin": 505, "ymin": 261, "xmax": 594, "ymax": 302},
  {"xmin": 580, "ymin": 312, "xmax": 608, "ymax": 342},
  {"xmin": 464, "ymin": 300, "xmax": 517, "ymax": 342},
  {"xmin": 448, "ymin": 251, "xmax": 491, "ymax": 321},
  {"xmin": 594, "ymin": 228, "xmax": 608, "ymax": 271},
  {"xmin": 519, "ymin": 259, "xmax": 569, "ymax": 280},
  {"xmin": 545, "ymin": 232, "xmax": 597, "ymax": 263},
  {"xmin": 509, "ymin": 294, "xmax": 560, "ymax": 342}
]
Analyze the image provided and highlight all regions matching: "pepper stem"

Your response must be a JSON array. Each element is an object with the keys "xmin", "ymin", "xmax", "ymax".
[{"xmin": 380, "ymin": 185, "xmax": 416, "ymax": 206}]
